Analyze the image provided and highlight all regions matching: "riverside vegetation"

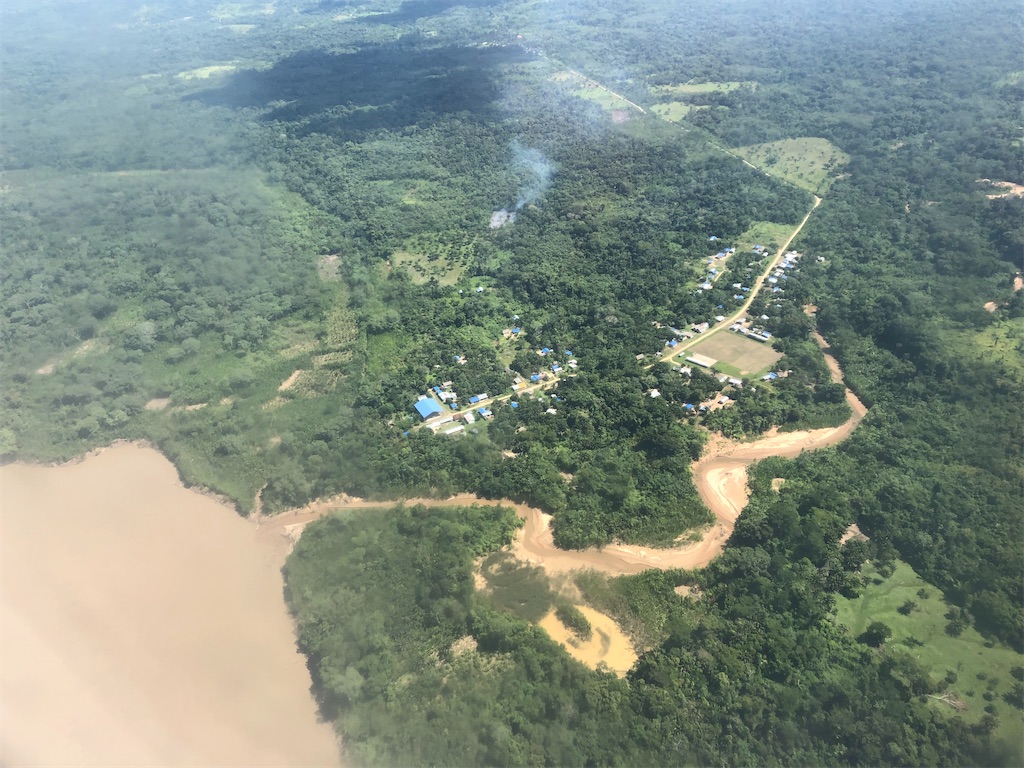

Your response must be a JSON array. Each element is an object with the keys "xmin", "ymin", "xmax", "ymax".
[{"xmin": 2, "ymin": 0, "xmax": 1021, "ymax": 764}]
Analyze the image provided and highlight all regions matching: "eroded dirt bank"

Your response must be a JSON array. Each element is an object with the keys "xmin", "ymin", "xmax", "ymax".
[{"xmin": 0, "ymin": 445, "xmax": 341, "ymax": 767}]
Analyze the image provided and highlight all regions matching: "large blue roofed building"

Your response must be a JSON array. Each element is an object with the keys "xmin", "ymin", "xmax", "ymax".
[{"xmin": 414, "ymin": 397, "xmax": 444, "ymax": 419}]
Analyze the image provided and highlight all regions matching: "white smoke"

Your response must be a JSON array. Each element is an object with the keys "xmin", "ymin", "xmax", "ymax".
[{"xmin": 490, "ymin": 140, "xmax": 554, "ymax": 228}]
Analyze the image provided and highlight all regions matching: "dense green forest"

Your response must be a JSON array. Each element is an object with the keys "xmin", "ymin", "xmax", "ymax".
[
  {"xmin": 286, "ymin": 501, "xmax": 1006, "ymax": 765},
  {"xmin": 2, "ymin": 0, "xmax": 1021, "ymax": 764}
]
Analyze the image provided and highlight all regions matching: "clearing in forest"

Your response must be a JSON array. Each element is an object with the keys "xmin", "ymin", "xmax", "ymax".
[
  {"xmin": 733, "ymin": 137, "xmax": 850, "ymax": 195},
  {"xmin": 836, "ymin": 560, "xmax": 1024, "ymax": 754},
  {"xmin": 391, "ymin": 249, "xmax": 466, "ymax": 286},
  {"xmin": 962, "ymin": 317, "xmax": 1024, "ymax": 380},
  {"xmin": 175, "ymin": 64, "xmax": 240, "ymax": 80},
  {"xmin": 550, "ymin": 71, "xmax": 639, "ymax": 114},
  {"xmin": 650, "ymin": 102, "xmax": 706, "ymax": 122},
  {"xmin": 650, "ymin": 81, "xmax": 756, "ymax": 97},
  {"xmin": 735, "ymin": 220, "xmax": 796, "ymax": 251},
  {"xmin": 687, "ymin": 333, "xmax": 782, "ymax": 377}
]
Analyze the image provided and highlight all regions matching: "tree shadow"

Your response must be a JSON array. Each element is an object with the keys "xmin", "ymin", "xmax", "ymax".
[{"xmin": 190, "ymin": 43, "xmax": 527, "ymax": 139}]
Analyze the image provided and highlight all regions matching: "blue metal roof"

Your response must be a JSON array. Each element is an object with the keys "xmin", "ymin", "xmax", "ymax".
[{"xmin": 414, "ymin": 399, "xmax": 443, "ymax": 419}]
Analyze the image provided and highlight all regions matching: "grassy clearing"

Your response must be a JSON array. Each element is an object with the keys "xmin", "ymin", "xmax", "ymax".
[
  {"xmin": 392, "ymin": 250, "xmax": 465, "ymax": 286},
  {"xmin": 571, "ymin": 84, "xmax": 633, "ymax": 112},
  {"xmin": 733, "ymin": 137, "xmax": 850, "ymax": 195},
  {"xmin": 651, "ymin": 81, "xmax": 756, "ymax": 96},
  {"xmin": 393, "ymin": 232, "xmax": 476, "ymax": 286},
  {"xmin": 735, "ymin": 220, "xmax": 794, "ymax": 252},
  {"xmin": 175, "ymin": 64, "xmax": 240, "ymax": 80},
  {"xmin": 836, "ymin": 560, "xmax": 1024, "ymax": 754},
  {"xmin": 688, "ymin": 333, "xmax": 782, "ymax": 377},
  {"xmin": 550, "ymin": 70, "xmax": 637, "ymax": 113},
  {"xmin": 968, "ymin": 317, "xmax": 1024, "ymax": 380},
  {"xmin": 651, "ymin": 102, "xmax": 706, "ymax": 122}
]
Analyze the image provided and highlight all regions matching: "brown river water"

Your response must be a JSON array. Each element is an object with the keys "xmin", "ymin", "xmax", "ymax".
[{"xmin": 0, "ymin": 444, "xmax": 341, "ymax": 767}]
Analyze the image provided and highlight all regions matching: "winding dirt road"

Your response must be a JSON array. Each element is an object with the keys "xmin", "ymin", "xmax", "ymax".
[{"xmin": 259, "ymin": 332, "xmax": 867, "ymax": 576}]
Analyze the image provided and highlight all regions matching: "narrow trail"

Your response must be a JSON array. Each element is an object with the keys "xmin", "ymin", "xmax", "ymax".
[{"xmin": 258, "ymin": 333, "xmax": 867, "ymax": 576}]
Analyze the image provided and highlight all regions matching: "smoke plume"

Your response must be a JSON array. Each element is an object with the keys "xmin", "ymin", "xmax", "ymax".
[
  {"xmin": 511, "ymin": 140, "xmax": 553, "ymax": 210},
  {"xmin": 490, "ymin": 141, "xmax": 554, "ymax": 228}
]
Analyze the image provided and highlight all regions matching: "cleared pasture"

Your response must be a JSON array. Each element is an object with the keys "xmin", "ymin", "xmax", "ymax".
[
  {"xmin": 734, "ymin": 137, "xmax": 850, "ymax": 194},
  {"xmin": 651, "ymin": 81, "xmax": 756, "ymax": 96},
  {"xmin": 651, "ymin": 102, "xmax": 706, "ymax": 122},
  {"xmin": 836, "ymin": 560, "xmax": 1024, "ymax": 756}
]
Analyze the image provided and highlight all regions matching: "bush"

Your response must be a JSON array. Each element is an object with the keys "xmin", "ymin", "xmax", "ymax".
[{"xmin": 555, "ymin": 602, "xmax": 593, "ymax": 641}]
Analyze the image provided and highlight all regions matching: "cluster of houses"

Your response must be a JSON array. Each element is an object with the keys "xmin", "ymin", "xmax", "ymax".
[
  {"xmin": 766, "ymin": 250, "xmax": 801, "ymax": 294},
  {"xmin": 525, "ymin": 348, "xmax": 577, "ymax": 383},
  {"xmin": 700, "ymin": 246, "xmax": 736, "ymax": 291},
  {"xmin": 414, "ymin": 389, "xmax": 496, "ymax": 435},
  {"xmin": 729, "ymin": 316, "xmax": 774, "ymax": 343},
  {"xmin": 412, "ymin": 344, "xmax": 579, "ymax": 434}
]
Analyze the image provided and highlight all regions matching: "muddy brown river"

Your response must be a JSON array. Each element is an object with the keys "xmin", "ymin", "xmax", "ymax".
[{"xmin": 0, "ymin": 445, "xmax": 341, "ymax": 767}]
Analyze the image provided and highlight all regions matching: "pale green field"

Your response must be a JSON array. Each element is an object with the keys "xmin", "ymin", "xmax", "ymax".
[
  {"xmin": 550, "ymin": 70, "xmax": 637, "ymax": 114},
  {"xmin": 391, "ymin": 250, "xmax": 465, "ymax": 286},
  {"xmin": 836, "ymin": 560, "xmax": 1024, "ymax": 756},
  {"xmin": 734, "ymin": 137, "xmax": 850, "ymax": 194},
  {"xmin": 175, "ymin": 64, "xmax": 240, "ymax": 80},
  {"xmin": 734, "ymin": 221, "xmax": 794, "ymax": 252},
  {"xmin": 968, "ymin": 317, "xmax": 1024, "ymax": 379},
  {"xmin": 650, "ymin": 102, "xmax": 706, "ymax": 122},
  {"xmin": 651, "ymin": 81, "xmax": 756, "ymax": 96},
  {"xmin": 571, "ymin": 85, "xmax": 633, "ymax": 112}
]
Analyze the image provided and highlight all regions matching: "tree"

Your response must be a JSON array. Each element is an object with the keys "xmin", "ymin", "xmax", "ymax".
[{"xmin": 858, "ymin": 621, "xmax": 892, "ymax": 647}]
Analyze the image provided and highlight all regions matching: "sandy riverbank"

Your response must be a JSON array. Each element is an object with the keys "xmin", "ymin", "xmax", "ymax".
[{"xmin": 0, "ymin": 444, "xmax": 341, "ymax": 767}]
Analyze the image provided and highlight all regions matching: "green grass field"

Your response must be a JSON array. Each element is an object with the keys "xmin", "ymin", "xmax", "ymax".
[
  {"xmin": 968, "ymin": 317, "xmax": 1024, "ymax": 379},
  {"xmin": 571, "ymin": 84, "xmax": 634, "ymax": 112},
  {"xmin": 651, "ymin": 81, "xmax": 756, "ymax": 97},
  {"xmin": 391, "ymin": 249, "xmax": 466, "ymax": 285},
  {"xmin": 733, "ymin": 137, "xmax": 850, "ymax": 194},
  {"xmin": 688, "ymin": 332, "xmax": 782, "ymax": 376},
  {"xmin": 650, "ymin": 102, "xmax": 704, "ymax": 122},
  {"xmin": 735, "ymin": 221, "xmax": 794, "ymax": 252},
  {"xmin": 836, "ymin": 560, "xmax": 1024, "ymax": 755}
]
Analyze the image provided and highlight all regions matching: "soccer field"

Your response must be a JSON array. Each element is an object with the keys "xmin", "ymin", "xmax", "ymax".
[{"xmin": 687, "ymin": 333, "xmax": 782, "ymax": 376}]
